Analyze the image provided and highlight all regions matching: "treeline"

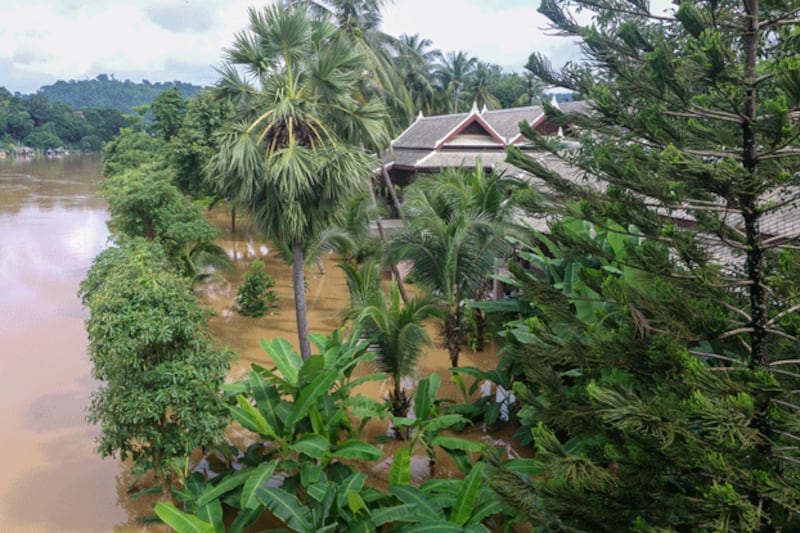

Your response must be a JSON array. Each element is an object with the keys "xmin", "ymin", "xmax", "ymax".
[
  {"xmin": 38, "ymin": 74, "xmax": 202, "ymax": 114},
  {"xmin": 0, "ymin": 87, "xmax": 126, "ymax": 151}
]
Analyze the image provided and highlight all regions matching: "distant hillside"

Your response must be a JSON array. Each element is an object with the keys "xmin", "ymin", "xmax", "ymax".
[{"xmin": 38, "ymin": 75, "xmax": 203, "ymax": 114}]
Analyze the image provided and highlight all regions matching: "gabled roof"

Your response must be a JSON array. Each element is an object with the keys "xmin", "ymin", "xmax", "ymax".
[
  {"xmin": 391, "ymin": 105, "xmax": 513, "ymax": 151},
  {"xmin": 482, "ymin": 106, "xmax": 544, "ymax": 142},
  {"xmin": 391, "ymin": 113, "xmax": 469, "ymax": 150}
]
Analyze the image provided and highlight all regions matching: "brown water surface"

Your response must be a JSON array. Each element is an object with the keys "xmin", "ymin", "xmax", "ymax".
[
  {"xmin": 0, "ymin": 156, "xmax": 525, "ymax": 531},
  {"xmin": 199, "ymin": 207, "xmax": 528, "ymax": 486},
  {"xmin": 0, "ymin": 156, "xmax": 162, "ymax": 532}
]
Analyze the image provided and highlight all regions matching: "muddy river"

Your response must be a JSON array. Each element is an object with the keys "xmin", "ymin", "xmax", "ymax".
[{"xmin": 0, "ymin": 156, "xmax": 520, "ymax": 531}]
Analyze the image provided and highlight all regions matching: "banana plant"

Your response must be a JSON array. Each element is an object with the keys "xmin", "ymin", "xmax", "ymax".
[
  {"xmin": 383, "ymin": 455, "xmax": 511, "ymax": 532},
  {"xmin": 155, "ymin": 328, "xmax": 388, "ymax": 532},
  {"xmin": 389, "ymin": 374, "xmax": 482, "ymax": 476}
]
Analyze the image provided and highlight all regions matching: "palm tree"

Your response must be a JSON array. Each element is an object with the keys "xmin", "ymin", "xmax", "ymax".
[
  {"xmin": 468, "ymin": 62, "xmax": 502, "ymax": 111},
  {"xmin": 436, "ymin": 51, "xmax": 478, "ymax": 113},
  {"xmin": 293, "ymin": 0, "xmax": 414, "ymax": 129},
  {"xmin": 342, "ymin": 259, "xmax": 441, "ymax": 420},
  {"xmin": 394, "ymin": 33, "xmax": 443, "ymax": 115},
  {"xmin": 386, "ymin": 167, "xmax": 521, "ymax": 367},
  {"xmin": 208, "ymin": 6, "xmax": 389, "ymax": 360}
]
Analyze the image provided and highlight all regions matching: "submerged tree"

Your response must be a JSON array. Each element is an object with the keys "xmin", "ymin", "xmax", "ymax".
[
  {"xmin": 492, "ymin": 1, "xmax": 800, "ymax": 530},
  {"xmin": 79, "ymin": 238, "xmax": 231, "ymax": 501},
  {"xmin": 103, "ymin": 165, "xmax": 230, "ymax": 280},
  {"xmin": 342, "ymin": 259, "xmax": 441, "ymax": 419},
  {"xmin": 387, "ymin": 166, "xmax": 521, "ymax": 367},
  {"xmin": 208, "ymin": 5, "xmax": 388, "ymax": 360}
]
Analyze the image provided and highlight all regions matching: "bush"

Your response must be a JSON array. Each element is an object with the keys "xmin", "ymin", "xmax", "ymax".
[{"xmin": 236, "ymin": 260, "xmax": 277, "ymax": 317}]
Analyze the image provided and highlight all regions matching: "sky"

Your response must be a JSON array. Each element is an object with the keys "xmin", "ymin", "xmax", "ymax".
[{"xmin": 0, "ymin": 0, "xmax": 675, "ymax": 95}]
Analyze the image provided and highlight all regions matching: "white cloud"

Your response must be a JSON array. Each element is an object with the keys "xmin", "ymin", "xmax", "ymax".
[
  {"xmin": 382, "ymin": 0, "xmax": 566, "ymax": 72},
  {"xmin": 0, "ymin": 0, "xmax": 264, "ymax": 92},
  {"xmin": 0, "ymin": 0, "xmax": 678, "ymax": 94}
]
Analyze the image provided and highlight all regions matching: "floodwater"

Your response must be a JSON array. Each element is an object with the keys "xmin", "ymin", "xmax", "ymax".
[
  {"xmin": 0, "ymin": 155, "xmax": 161, "ymax": 532},
  {"xmin": 0, "ymin": 156, "xmax": 525, "ymax": 532},
  {"xmin": 199, "ymin": 208, "xmax": 527, "ymax": 487}
]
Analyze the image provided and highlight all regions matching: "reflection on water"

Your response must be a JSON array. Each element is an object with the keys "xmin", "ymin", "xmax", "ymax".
[
  {"xmin": 199, "ymin": 207, "xmax": 529, "ymax": 486},
  {"xmin": 0, "ymin": 156, "xmax": 526, "ymax": 532},
  {"xmin": 0, "ymin": 156, "xmax": 162, "ymax": 532}
]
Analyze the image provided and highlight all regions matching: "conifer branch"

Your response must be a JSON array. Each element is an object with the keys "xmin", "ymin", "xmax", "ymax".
[
  {"xmin": 775, "ymin": 430, "xmax": 800, "ymax": 443},
  {"xmin": 717, "ymin": 327, "xmax": 754, "ymax": 340},
  {"xmin": 766, "ymin": 305, "xmax": 800, "ymax": 327},
  {"xmin": 770, "ymin": 367, "xmax": 800, "ymax": 380},
  {"xmin": 689, "ymin": 351, "xmax": 746, "ymax": 365},
  {"xmin": 757, "ymin": 148, "xmax": 800, "ymax": 161},
  {"xmin": 721, "ymin": 301, "xmax": 752, "ymax": 322},
  {"xmin": 682, "ymin": 148, "xmax": 744, "ymax": 160},
  {"xmin": 769, "ymin": 359, "xmax": 800, "ymax": 367},
  {"xmin": 759, "ymin": 8, "xmax": 800, "ymax": 29},
  {"xmin": 772, "ymin": 399, "xmax": 800, "ymax": 412},
  {"xmin": 776, "ymin": 454, "xmax": 800, "ymax": 466},
  {"xmin": 765, "ymin": 328, "xmax": 800, "ymax": 344},
  {"xmin": 663, "ymin": 109, "xmax": 744, "ymax": 124}
]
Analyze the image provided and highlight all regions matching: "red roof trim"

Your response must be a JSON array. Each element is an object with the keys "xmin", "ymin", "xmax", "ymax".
[
  {"xmin": 434, "ymin": 112, "xmax": 507, "ymax": 151},
  {"xmin": 508, "ymin": 112, "xmax": 546, "ymax": 145}
]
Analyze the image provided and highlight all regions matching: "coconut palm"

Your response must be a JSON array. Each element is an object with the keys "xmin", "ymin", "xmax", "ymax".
[
  {"xmin": 436, "ymin": 51, "xmax": 478, "ymax": 113},
  {"xmin": 394, "ymin": 33, "xmax": 443, "ymax": 115},
  {"xmin": 468, "ymin": 62, "xmax": 502, "ymax": 111},
  {"xmin": 208, "ymin": 5, "xmax": 389, "ymax": 360},
  {"xmin": 342, "ymin": 259, "xmax": 441, "ymax": 419},
  {"xmin": 386, "ymin": 166, "xmax": 521, "ymax": 367}
]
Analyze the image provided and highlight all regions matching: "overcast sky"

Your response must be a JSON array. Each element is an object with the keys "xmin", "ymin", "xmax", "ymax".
[{"xmin": 0, "ymin": 0, "xmax": 675, "ymax": 94}]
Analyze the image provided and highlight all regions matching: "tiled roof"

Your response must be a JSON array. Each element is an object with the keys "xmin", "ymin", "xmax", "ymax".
[
  {"xmin": 392, "ymin": 113, "xmax": 469, "ymax": 149},
  {"xmin": 482, "ymin": 106, "xmax": 544, "ymax": 141}
]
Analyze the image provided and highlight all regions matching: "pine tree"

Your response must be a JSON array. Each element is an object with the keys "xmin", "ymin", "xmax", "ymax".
[{"xmin": 493, "ymin": 1, "xmax": 800, "ymax": 530}]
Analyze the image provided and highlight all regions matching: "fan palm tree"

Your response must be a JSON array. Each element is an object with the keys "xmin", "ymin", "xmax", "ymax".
[
  {"xmin": 292, "ymin": 0, "xmax": 414, "ymax": 130},
  {"xmin": 386, "ymin": 167, "xmax": 521, "ymax": 367},
  {"xmin": 342, "ymin": 259, "xmax": 441, "ymax": 419},
  {"xmin": 207, "ymin": 5, "xmax": 389, "ymax": 360}
]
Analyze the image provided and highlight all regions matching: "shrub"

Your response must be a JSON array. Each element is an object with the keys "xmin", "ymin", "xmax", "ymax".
[{"xmin": 235, "ymin": 259, "xmax": 277, "ymax": 317}]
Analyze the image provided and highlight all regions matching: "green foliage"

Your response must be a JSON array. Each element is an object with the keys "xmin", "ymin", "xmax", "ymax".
[
  {"xmin": 102, "ymin": 128, "xmax": 169, "ymax": 177},
  {"xmin": 171, "ymin": 90, "xmax": 232, "ymax": 196},
  {"xmin": 37, "ymin": 75, "xmax": 201, "ymax": 114},
  {"xmin": 386, "ymin": 166, "xmax": 522, "ymax": 366},
  {"xmin": 235, "ymin": 259, "xmax": 278, "ymax": 317},
  {"xmin": 343, "ymin": 259, "xmax": 441, "ymax": 418},
  {"xmin": 0, "ymin": 86, "xmax": 124, "ymax": 149},
  {"xmin": 149, "ymin": 86, "xmax": 186, "ymax": 140},
  {"xmin": 25, "ymin": 124, "xmax": 63, "ymax": 149},
  {"xmin": 102, "ymin": 165, "xmax": 218, "ymax": 276},
  {"xmin": 155, "ymin": 331, "xmax": 514, "ymax": 532},
  {"xmin": 79, "ymin": 238, "xmax": 232, "ymax": 491},
  {"xmin": 207, "ymin": 4, "xmax": 390, "ymax": 359},
  {"xmin": 492, "ymin": 1, "xmax": 800, "ymax": 529}
]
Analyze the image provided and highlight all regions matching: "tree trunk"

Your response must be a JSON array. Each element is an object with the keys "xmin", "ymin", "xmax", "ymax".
[
  {"xmin": 379, "ymin": 154, "xmax": 403, "ymax": 220},
  {"xmin": 230, "ymin": 204, "xmax": 236, "ymax": 234},
  {"xmin": 292, "ymin": 241, "xmax": 312, "ymax": 360},
  {"xmin": 443, "ymin": 310, "xmax": 462, "ymax": 367},
  {"xmin": 153, "ymin": 448, "xmax": 173, "ymax": 532},
  {"xmin": 368, "ymin": 177, "xmax": 409, "ymax": 303}
]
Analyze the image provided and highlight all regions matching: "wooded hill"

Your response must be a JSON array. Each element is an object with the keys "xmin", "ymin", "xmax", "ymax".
[{"xmin": 38, "ymin": 74, "xmax": 203, "ymax": 114}]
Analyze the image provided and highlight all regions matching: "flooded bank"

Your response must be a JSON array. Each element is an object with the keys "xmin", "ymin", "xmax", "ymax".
[
  {"xmin": 1, "ymin": 156, "xmax": 526, "ymax": 531},
  {"xmin": 198, "ymin": 206, "xmax": 529, "ymax": 487},
  {"xmin": 0, "ymin": 155, "xmax": 164, "ymax": 531}
]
